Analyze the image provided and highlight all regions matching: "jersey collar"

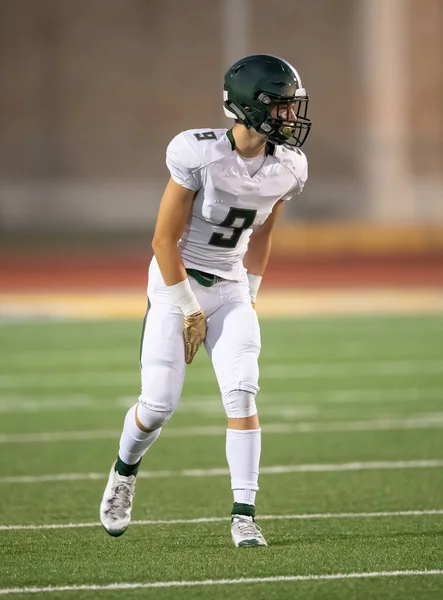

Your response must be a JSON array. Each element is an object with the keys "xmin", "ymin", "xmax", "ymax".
[{"xmin": 226, "ymin": 128, "xmax": 275, "ymax": 156}]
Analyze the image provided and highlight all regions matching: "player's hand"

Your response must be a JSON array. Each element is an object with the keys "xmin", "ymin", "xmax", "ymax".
[
  {"xmin": 251, "ymin": 301, "xmax": 256, "ymax": 310},
  {"xmin": 183, "ymin": 309, "xmax": 207, "ymax": 364}
]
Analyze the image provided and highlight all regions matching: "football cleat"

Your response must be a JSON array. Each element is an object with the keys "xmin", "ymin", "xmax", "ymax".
[
  {"xmin": 231, "ymin": 514, "xmax": 268, "ymax": 547},
  {"xmin": 100, "ymin": 462, "xmax": 136, "ymax": 537}
]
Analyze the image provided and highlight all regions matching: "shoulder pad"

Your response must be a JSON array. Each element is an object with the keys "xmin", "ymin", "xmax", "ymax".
[
  {"xmin": 179, "ymin": 129, "xmax": 229, "ymax": 166},
  {"xmin": 166, "ymin": 131, "xmax": 203, "ymax": 172},
  {"xmin": 274, "ymin": 144, "xmax": 308, "ymax": 179}
]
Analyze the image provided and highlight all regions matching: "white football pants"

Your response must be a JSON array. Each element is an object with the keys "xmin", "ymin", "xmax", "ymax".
[{"xmin": 138, "ymin": 257, "xmax": 261, "ymax": 419}]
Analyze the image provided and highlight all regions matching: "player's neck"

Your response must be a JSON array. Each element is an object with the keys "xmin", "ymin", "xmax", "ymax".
[{"xmin": 231, "ymin": 124, "xmax": 267, "ymax": 158}]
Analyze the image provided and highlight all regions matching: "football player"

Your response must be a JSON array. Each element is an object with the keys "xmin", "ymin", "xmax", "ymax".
[{"xmin": 100, "ymin": 54, "xmax": 311, "ymax": 547}]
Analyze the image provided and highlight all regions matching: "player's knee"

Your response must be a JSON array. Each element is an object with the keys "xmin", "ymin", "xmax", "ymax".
[
  {"xmin": 222, "ymin": 387, "xmax": 258, "ymax": 419},
  {"xmin": 137, "ymin": 397, "xmax": 175, "ymax": 430}
]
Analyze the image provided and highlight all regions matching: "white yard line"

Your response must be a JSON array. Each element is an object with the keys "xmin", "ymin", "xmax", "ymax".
[
  {"xmin": 263, "ymin": 359, "xmax": 443, "ymax": 378},
  {"xmin": 1, "ymin": 349, "xmax": 135, "ymax": 365},
  {"xmin": 175, "ymin": 388, "xmax": 443, "ymax": 410},
  {"xmin": 312, "ymin": 387, "xmax": 443, "ymax": 404},
  {"xmin": 0, "ymin": 372, "xmax": 137, "ymax": 388},
  {"xmin": 0, "ymin": 346, "xmax": 362, "ymax": 366},
  {"xmin": 0, "ymin": 395, "xmax": 318, "ymax": 418},
  {"xmin": 0, "ymin": 386, "xmax": 441, "ymax": 415},
  {"xmin": 0, "ymin": 386, "xmax": 442, "ymax": 416},
  {"xmin": 2, "ymin": 415, "xmax": 443, "ymax": 444},
  {"xmin": 0, "ymin": 397, "xmax": 96, "ymax": 414},
  {"xmin": 0, "ymin": 570, "xmax": 442, "ymax": 595},
  {"xmin": 1, "ymin": 359, "xmax": 443, "ymax": 388},
  {"xmin": 2, "ymin": 459, "xmax": 443, "ymax": 485},
  {"xmin": 1, "ymin": 509, "xmax": 442, "ymax": 532},
  {"xmin": 179, "ymin": 387, "xmax": 443, "ymax": 406}
]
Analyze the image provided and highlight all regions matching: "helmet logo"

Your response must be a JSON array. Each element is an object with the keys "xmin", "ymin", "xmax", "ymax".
[
  {"xmin": 258, "ymin": 93, "xmax": 271, "ymax": 105},
  {"xmin": 260, "ymin": 123, "xmax": 272, "ymax": 133}
]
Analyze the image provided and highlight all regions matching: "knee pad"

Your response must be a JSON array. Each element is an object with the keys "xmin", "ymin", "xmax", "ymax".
[
  {"xmin": 136, "ymin": 398, "xmax": 174, "ymax": 430},
  {"xmin": 222, "ymin": 387, "xmax": 258, "ymax": 419}
]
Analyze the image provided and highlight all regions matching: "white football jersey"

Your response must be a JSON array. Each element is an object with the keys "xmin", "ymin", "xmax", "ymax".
[{"xmin": 166, "ymin": 128, "xmax": 308, "ymax": 281}]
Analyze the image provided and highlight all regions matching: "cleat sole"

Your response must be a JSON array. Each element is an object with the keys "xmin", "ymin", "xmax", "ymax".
[
  {"xmin": 102, "ymin": 524, "xmax": 128, "ymax": 538},
  {"xmin": 237, "ymin": 539, "xmax": 267, "ymax": 547}
]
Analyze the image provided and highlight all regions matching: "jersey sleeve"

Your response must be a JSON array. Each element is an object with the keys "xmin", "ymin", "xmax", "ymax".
[
  {"xmin": 166, "ymin": 132, "xmax": 203, "ymax": 192},
  {"xmin": 281, "ymin": 150, "xmax": 308, "ymax": 201}
]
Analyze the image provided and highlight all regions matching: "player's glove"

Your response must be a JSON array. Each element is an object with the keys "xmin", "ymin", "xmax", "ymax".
[{"xmin": 183, "ymin": 309, "xmax": 207, "ymax": 364}]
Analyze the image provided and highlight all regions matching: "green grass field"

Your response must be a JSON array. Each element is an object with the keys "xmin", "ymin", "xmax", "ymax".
[{"xmin": 1, "ymin": 314, "xmax": 443, "ymax": 599}]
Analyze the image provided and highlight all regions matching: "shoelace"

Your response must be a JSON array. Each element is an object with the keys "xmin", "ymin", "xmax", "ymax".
[
  {"xmin": 105, "ymin": 482, "xmax": 134, "ymax": 520},
  {"xmin": 233, "ymin": 517, "xmax": 263, "ymax": 538}
]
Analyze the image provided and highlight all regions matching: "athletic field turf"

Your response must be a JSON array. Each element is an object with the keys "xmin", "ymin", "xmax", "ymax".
[{"xmin": 1, "ymin": 315, "xmax": 443, "ymax": 599}]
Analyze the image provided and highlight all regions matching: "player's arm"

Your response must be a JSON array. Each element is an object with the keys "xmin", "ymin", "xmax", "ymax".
[
  {"xmin": 152, "ymin": 177, "xmax": 194, "ymax": 286},
  {"xmin": 243, "ymin": 199, "xmax": 285, "ymax": 276},
  {"xmin": 152, "ymin": 177, "xmax": 206, "ymax": 364},
  {"xmin": 243, "ymin": 199, "xmax": 285, "ymax": 305}
]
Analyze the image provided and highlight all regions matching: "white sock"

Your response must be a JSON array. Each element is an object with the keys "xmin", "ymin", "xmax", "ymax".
[
  {"xmin": 226, "ymin": 428, "xmax": 261, "ymax": 506},
  {"xmin": 118, "ymin": 404, "xmax": 162, "ymax": 465}
]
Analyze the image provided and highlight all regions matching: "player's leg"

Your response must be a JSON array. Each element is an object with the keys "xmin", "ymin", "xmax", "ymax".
[
  {"xmin": 205, "ymin": 283, "xmax": 266, "ymax": 546},
  {"xmin": 100, "ymin": 279, "xmax": 187, "ymax": 536},
  {"xmin": 117, "ymin": 303, "xmax": 186, "ymax": 470}
]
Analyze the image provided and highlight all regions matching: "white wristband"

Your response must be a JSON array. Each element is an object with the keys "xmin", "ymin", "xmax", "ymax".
[
  {"xmin": 167, "ymin": 278, "xmax": 201, "ymax": 316},
  {"xmin": 247, "ymin": 273, "xmax": 262, "ymax": 303}
]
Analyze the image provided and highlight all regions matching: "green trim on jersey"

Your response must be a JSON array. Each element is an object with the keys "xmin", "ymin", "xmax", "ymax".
[
  {"xmin": 226, "ymin": 127, "xmax": 275, "ymax": 156},
  {"xmin": 226, "ymin": 128, "xmax": 236, "ymax": 150}
]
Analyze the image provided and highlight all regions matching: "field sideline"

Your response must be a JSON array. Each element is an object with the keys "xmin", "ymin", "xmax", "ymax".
[
  {"xmin": 1, "ymin": 314, "xmax": 443, "ymax": 598},
  {"xmin": 1, "ymin": 287, "xmax": 443, "ymax": 320}
]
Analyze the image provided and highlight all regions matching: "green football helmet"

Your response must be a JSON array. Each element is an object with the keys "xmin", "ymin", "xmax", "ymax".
[{"xmin": 223, "ymin": 54, "xmax": 311, "ymax": 147}]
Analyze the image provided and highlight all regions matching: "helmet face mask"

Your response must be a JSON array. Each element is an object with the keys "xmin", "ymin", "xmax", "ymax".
[
  {"xmin": 261, "ymin": 95, "xmax": 310, "ymax": 147},
  {"xmin": 223, "ymin": 54, "xmax": 312, "ymax": 148}
]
